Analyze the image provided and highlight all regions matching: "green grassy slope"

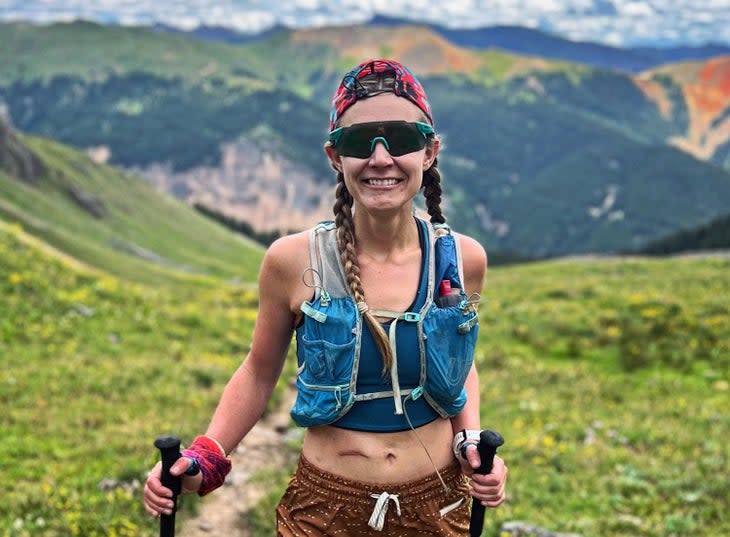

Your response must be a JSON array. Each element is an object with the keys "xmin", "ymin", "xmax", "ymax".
[
  {"xmin": 0, "ymin": 220, "xmax": 287, "ymax": 536},
  {"xmin": 0, "ymin": 133, "xmax": 264, "ymax": 286},
  {"xmin": 472, "ymin": 257, "xmax": 728, "ymax": 536}
]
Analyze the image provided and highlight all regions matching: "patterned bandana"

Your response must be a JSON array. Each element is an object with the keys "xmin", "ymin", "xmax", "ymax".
[{"xmin": 329, "ymin": 59, "xmax": 433, "ymax": 131}]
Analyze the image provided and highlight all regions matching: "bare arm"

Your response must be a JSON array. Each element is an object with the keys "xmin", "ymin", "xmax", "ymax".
[
  {"xmin": 206, "ymin": 233, "xmax": 309, "ymax": 453},
  {"xmin": 143, "ymin": 232, "xmax": 310, "ymax": 516}
]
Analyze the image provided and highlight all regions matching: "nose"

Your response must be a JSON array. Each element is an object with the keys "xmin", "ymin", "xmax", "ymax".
[{"xmin": 368, "ymin": 139, "xmax": 393, "ymax": 165}]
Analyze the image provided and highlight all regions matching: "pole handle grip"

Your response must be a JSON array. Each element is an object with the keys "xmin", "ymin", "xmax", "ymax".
[
  {"xmin": 469, "ymin": 430, "xmax": 504, "ymax": 537},
  {"xmin": 155, "ymin": 436, "xmax": 182, "ymax": 537}
]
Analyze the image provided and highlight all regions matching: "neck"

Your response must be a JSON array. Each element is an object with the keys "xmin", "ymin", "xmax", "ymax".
[{"xmin": 353, "ymin": 207, "xmax": 419, "ymax": 259}]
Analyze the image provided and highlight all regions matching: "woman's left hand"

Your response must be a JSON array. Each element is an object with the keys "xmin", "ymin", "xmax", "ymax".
[{"xmin": 459, "ymin": 446, "xmax": 508, "ymax": 507}]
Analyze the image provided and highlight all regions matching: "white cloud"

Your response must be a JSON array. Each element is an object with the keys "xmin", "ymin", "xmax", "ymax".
[
  {"xmin": 620, "ymin": 2, "xmax": 655, "ymax": 17},
  {"xmin": 1, "ymin": 0, "xmax": 730, "ymax": 46}
]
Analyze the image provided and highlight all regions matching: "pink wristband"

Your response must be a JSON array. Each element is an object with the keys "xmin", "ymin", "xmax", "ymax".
[{"xmin": 182, "ymin": 435, "xmax": 232, "ymax": 496}]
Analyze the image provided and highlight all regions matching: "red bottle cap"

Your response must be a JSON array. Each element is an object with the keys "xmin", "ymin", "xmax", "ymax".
[{"xmin": 439, "ymin": 279, "xmax": 452, "ymax": 296}]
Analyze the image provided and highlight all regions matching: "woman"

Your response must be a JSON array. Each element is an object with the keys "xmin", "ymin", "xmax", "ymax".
[{"xmin": 144, "ymin": 58, "xmax": 507, "ymax": 536}]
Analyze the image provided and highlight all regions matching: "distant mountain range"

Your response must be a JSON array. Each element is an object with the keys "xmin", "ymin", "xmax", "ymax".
[
  {"xmin": 155, "ymin": 15, "xmax": 730, "ymax": 73},
  {"xmin": 1, "ymin": 20, "xmax": 730, "ymax": 259}
]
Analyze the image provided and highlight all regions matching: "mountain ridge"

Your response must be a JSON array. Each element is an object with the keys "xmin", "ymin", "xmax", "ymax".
[{"xmin": 151, "ymin": 14, "xmax": 730, "ymax": 73}]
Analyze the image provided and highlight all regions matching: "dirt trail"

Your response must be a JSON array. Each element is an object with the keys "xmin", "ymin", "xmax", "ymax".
[{"xmin": 178, "ymin": 389, "xmax": 297, "ymax": 537}]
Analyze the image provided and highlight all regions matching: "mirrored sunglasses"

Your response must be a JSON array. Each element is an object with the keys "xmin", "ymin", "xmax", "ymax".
[{"xmin": 328, "ymin": 121, "xmax": 435, "ymax": 158}]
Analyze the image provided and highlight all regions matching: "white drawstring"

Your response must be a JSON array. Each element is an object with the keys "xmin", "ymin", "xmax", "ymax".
[{"xmin": 368, "ymin": 492, "xmax": 401, "ymax": 531}]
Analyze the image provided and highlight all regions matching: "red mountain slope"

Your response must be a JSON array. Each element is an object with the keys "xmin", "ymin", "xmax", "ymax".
[{"xmin": 639, "ymin": 55, "xmax": 730, "ymax": 160}]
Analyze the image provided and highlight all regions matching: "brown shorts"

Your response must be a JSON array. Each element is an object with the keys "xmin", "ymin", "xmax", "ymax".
[{"xmin": 276, "ymin": 455, "xmax": 471, "ymax": 536}]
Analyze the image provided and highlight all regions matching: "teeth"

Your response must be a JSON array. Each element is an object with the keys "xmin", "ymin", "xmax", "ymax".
[{"xmin": 366, "ymin": 178, "xmax": 399, "ymax": 186}]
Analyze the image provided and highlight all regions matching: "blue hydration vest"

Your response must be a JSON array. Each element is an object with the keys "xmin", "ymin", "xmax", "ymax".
[
  {"xmin": 291, "ymin": 217, "xmax": 480, "ymax": 428},
  {"xmin": 333, "ymin": 218, "xmax": 435, "ymax": 431}
]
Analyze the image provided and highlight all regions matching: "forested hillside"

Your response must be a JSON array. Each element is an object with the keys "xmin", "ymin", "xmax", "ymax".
[
  {"xmin": 639, "ymin": 212, "xmax": 730, "ymax": 254},
  {"xmin": 1, "ymin": 21, "xmax": 730, "ymax": 257}
]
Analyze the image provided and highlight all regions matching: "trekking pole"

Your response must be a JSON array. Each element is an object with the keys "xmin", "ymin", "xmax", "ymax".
[
  {"xmin": 469, "ymin": 430, "xmax": 504, "ymax": 537},
  {"xmin": 154, "ymin": 436, "xmax": 183, "ymax": 537}
]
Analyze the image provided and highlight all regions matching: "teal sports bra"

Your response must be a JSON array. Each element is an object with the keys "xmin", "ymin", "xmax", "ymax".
[{"xmin": 332, "ymin": 218, "xmax": 439, "ymax": 431}]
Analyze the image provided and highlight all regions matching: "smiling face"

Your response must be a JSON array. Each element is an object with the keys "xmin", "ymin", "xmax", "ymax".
[{"xmin": 325, "ymin": 93, "xmax": 440, "ymax": 217}]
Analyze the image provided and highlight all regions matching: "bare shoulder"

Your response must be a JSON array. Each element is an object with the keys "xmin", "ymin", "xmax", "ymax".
[
  {"xmin": 454, "ymin": 232, "xmax": 488, "ymax": 294},
  {"xmin": 263, "ymin": 230, "xmax": 310, "ymax": 272},
  {"xmin": 246, "ymin": 231, "xmax": 312, "ymax": 365},
  {"xmin": 454, "ymin": 233, "xmax": 487, "ymax": 270},
  {"xmin": 260, "ymin": 230, "xmax": 312, "ymax": 285},
  {"xmin": 259, "ymin": 230, "xmax": 312, "ymax": 308}
]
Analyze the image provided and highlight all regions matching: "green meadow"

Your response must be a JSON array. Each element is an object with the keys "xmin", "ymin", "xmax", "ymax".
[
  {"xmin": 1, "ymin": 221, "xmax": 274, "ymax": 537},
  {"xmin": 2, "ymin": 220, "xmax": 728, "ymax": 536}
]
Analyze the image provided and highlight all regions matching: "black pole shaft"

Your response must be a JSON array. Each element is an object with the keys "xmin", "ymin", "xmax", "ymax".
[
  {"xmin": 469, "ymin": 430, "xmax": 504, "ymax": 537},
  {"xmin": 154, "ymin": 436, "xmax": 182, "ymax": 537}
]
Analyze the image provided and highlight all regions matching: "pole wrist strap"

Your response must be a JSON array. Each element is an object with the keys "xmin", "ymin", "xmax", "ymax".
[{"xmin": 452, "ymin": 429, "xmax": 481, "ymax": 460}]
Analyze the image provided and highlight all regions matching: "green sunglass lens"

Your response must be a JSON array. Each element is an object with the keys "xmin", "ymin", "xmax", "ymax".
[
  {"xmin": 335, "ymin": 122, "xmax": 430, "ymax": 158},
  {"xmin": 385, "ymin": 126, "xmax": 423, "ymax": 156}
]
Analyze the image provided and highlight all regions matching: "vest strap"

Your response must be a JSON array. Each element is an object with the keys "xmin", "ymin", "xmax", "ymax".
[
  {"xmin": 300, "ymin": 301, "xmax": 327, "ymax": 323},
  {"xmin": 368, "ymin": 309, "xmax": 422, "ymax": 415},
  {"xmin": 370, "ymin": 310, "xmax": 421, "ymax": 322},
  {"xmin": 353, "ymin": 388, "xmax": 414, "ymax": 402},
  {"xmin": 458, "ymin": 314, "xmax": 478, "ymax": 334},
  {"xmin": 387, "ymin": 318, "xmax": 404, "ymax": 414}
]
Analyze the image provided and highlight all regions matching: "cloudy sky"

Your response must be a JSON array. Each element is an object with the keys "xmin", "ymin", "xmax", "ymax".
[{"xmin": 2, "ymin": 0, "xmax": 730, "ymax": 47}]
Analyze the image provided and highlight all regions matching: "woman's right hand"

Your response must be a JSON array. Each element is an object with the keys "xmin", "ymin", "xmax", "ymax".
[{"xmin": 142, "ymin": 458, "xmax": 203, "ymax": 517}]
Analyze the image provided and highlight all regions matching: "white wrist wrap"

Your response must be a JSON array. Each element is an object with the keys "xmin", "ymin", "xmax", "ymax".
[{"xmin": 452, "ymin": 429, "xmax": 481, "ymax": 459}]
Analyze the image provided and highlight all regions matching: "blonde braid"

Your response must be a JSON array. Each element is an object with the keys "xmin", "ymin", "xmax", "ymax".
[{"xmin": 333, "ymin": 172, "xmax": 394, "ymax": 374}]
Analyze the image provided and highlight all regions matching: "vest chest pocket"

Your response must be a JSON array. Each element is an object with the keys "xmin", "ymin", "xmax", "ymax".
[
  {"xmin": 292, "ymin": 335, "xmax": 356, "ymax": 427},
  {"xmin": 292, "ymin": 297, "xmax": 358, "ymax": 427},
  {"xmin": 298, "ymin": 335, "xmax": 356, "ymax": 385},
  {"xmin": 422, "ymin": 303, "xmax": 479, "ymax": 405},
  {"xmin": 296, "ymin": 297, "xmax": 357, "ymax": 385}
]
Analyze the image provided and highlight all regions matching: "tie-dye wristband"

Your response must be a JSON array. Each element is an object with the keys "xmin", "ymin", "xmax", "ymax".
[{"xmin": 182, "ymin": 435, "xmax": 232, "ymax": 496}]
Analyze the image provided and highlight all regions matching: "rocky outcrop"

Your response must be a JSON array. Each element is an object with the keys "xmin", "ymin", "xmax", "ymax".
[
  {"xmin": 139, "ymin": 137, "xmax": 333, "ymax": 235},
  {"xmin": 0, "ymin": 110, "xmax": 47, "ymax": 183},
  {"xmin": 638, "ymin": 55, "xmax": 730, "ymax": 164},
  {"xmin": 65, "ymin": 186, "xmax": 108, "ymax": 219}
]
